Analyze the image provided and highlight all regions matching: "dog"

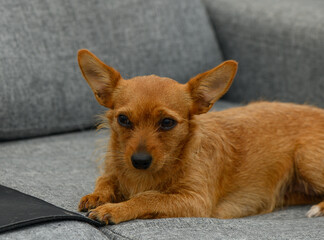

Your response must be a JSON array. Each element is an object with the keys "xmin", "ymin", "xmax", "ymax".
[{"xmin": 77, "ymin": 49, "xmax": 324, "ymax": 225}]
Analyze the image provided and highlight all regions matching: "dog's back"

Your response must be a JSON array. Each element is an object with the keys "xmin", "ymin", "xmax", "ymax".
[{"xmin": 194, "ymin": 102, "xmax": 324, "ymax": 218}]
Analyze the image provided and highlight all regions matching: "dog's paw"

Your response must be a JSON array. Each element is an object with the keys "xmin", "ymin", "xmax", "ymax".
[
  {"xmin": 78, "ymin": 193, "xmax": 113, "ymax": 212},
  {"xmin": 86, "ymin": 203, "xmax": 125, "ymax": 225},
  {"xmin": 306, "ymin": 203, "xmax": 324, "ymax": 218}
]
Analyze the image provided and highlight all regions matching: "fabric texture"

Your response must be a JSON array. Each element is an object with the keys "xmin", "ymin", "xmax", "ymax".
[
  {"xmin": 104, "ymin": 213, "xmax": 324, "ymax": 240},
  {"xmin": 0, "ymin": 0, "xmax": 223, "ymax": 140},
  {"xmin": 1, "ymin": 221, "xmax": 108, "ymax": 240},
  {"xmin": 1, "ymin": 100, "xmax": 324, "ymax": 239},
  {"xmin": 0, "ymin": 130, "xmax": 108, "ymax": 239},
  {"xmin": 204, "ymin": 0, "xmax": 324, "ymax": 107}
]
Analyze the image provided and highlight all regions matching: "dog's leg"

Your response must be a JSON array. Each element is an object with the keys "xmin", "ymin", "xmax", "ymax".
[
  {"xmin": 86, "ymin": 190, "xmax": 210, "ymax": 224},
  {"xmin": 294, "ymin": 138, "xmax": 324, "ymax": 217},
  {"xmin": 79, "ymin": 174, "xmax": 119, "ymax": 212},
  {"xmin": 212, "ymin": 190, "xmax": 278, "ymax": 219},
  {"xmin": 283, "ymin": 192, "xmax": 322, "ymax": 206}
]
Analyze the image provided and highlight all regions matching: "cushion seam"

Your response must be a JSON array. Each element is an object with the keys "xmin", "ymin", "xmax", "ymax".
[{"xmin": 103, "ymin": 228, "xmax": 134, "ymax": 240}]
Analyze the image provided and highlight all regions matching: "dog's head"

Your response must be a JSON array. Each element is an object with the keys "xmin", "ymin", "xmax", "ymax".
[{"xmin": 78, "ymin": 49, "xmax": 237, "ymax": 175}]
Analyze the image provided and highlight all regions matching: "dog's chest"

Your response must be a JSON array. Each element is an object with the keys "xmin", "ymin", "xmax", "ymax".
[{"xmin": 118, "ymin": 176, "xmax": 161, "ymax": 199}]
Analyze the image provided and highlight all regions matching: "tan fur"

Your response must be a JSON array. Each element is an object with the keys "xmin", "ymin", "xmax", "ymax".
[{"xmin": 77, "ymin": 49, "xmax": 324, "ymax": 224}]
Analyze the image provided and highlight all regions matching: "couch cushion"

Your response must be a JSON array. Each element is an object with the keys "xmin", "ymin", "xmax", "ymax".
[
  {"xmin": 103, "ymin": 213, "xmax": 324, "ymax": 240},
  {"xmin": 204, "ymin": 0, "xmax": 324, "ymax": 107},
  {"xmin": 0, "ymin": 0, "xmax": 222, "ymax": 140},
  {"xmin": 0, "ymin": 130, "xmax": 98, "ymax": 211},
  {"xmin": 1, "ymin": 221, "xmax": 108, "ymax": 240},
  {"xmin": 2, "ymin": 100, "xmax": 324, "ymax": 239}
]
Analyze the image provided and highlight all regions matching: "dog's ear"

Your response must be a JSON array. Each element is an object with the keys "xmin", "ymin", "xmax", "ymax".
[
  {"xmin": 78, "ymin": 49, "xmax": 121, "ymax": 108},
  {"xmin": 186, "ymin": 60, "xmax": 237, "ymax": 115}
]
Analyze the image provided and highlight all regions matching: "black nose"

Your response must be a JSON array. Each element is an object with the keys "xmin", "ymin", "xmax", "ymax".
[{"xmin": 131, "ymin": 152, "xmax": 152, "ymax": 169}]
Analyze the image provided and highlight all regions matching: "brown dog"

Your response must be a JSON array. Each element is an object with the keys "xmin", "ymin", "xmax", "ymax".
[{"xmin": 77, "ymin": 49, "xmax": 324, "ymax": 224}]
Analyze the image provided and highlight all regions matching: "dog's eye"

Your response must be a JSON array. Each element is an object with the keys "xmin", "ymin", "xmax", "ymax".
[
  {"xmin": 160, "ymin": 118, "xmax": 177, "ymax": 130},
  {"xmin": 118, "ymin": 114, "xmax": 132, "ymax": 128}
]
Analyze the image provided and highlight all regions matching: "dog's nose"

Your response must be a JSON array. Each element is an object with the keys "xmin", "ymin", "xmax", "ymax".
[{"xmin": 131, "ymin": 152, "xmax": 152, "ymax": 169}]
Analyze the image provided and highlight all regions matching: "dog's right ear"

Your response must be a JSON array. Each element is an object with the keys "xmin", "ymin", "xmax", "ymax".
[
  {"xmin": 186, "ymin": 60, "xmax": 237, "ymax": 115},
  {"xmin": 78, "ymin": 49, "xmax": 121, "ymax": 108}
]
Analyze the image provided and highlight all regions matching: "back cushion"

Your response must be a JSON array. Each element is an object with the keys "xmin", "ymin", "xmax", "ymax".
[
  {"xmin": 204, "ymin": 0, "xmax": 324, "ymax": 107},
  {"xmin": 0, "ymin": 0, "xmax": 223, "ymax": 140}
]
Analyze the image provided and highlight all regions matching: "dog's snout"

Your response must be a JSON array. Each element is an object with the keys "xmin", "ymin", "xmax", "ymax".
[{"xmin": 131, "ymin": 152, "xmax": 152, "ymax": 169}]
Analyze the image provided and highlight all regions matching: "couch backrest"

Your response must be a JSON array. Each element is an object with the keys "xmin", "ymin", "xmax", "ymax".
[
  {"xmin": 204, "ymin": 0, "xmax": 324, "ymax": 108},
  {"xmin": 0, "ymin": 0, "xmax": 223, "ymax": 140}
]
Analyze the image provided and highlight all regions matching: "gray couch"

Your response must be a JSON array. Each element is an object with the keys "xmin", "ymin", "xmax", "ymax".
[{"xmin": 1, "ymin": 0, "xmax": 323, "ymax": 239}]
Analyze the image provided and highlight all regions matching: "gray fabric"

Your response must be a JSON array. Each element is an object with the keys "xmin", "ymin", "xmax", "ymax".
[
  {"xmin": 0, "ymin": 130, "xmax": 99, "ymax": 211},
  {"xmin": 1, "ymin": 221, "xmax": 108, "ymax": 240},
  {"xmin": 211, "ymin": 100, "xmax": 242, "ymax": 111},
  {"xmin": 203, "ymin": 0, "xmax": 324, "ymax": 107},
  {"xmin": 0, "ymin": 0, "xmax": 222, "ymax": 140},
  {"xmin": 103, "ymin": 211, "xmax": 324, "ymax": 240},
  {"xmin": 0, "ymin": 130, "xmax": 107, "ymax": 239}
]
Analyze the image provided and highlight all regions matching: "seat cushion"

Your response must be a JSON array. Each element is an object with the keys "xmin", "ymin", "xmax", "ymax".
[
  {"xmin": 0, "ymin": 130, "xmax": 109, "ymax": 239},
  {"xmin": 204, "ymin": 0, "xmax": 324, "ymax": 108},
  {"xmin": 1, "ymin": 222, "xmax": 109, "ymax": 240},
  {"xmin": 0, "ymin": 0, "xmax": 222, "ymax": 140},
  {"xmin": 103, "ymin": 213, "xmax": 324, "ymax": 240},
  {"xmin": 3, "ymin": 100, "xmax": 323, "ymax": 239}
]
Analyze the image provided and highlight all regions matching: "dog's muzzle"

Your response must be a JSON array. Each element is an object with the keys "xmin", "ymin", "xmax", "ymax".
[{"xmin": 131, "ymin": 152, "xmax": 152, "ymax": 169}]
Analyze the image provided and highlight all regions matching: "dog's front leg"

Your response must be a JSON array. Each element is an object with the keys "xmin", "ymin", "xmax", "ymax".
[
  {"xmin": 87, "ymin": 190, "xmax": 209, "ymax": 224},
  {"xmin": 79, "ymin": 174, "xmax": 120, "ymax": 212}
]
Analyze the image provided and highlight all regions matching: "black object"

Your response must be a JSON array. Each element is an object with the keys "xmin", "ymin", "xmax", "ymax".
[
  {"xmin": 131, "ymin": 152, "xmax": 152, "ymax": 169},
  {"xmin": 0, "ymin": 185, "xmax": 104, "ymax": 234}
]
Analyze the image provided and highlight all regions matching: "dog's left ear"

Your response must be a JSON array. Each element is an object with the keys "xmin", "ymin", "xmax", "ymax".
[
  {"xmin": 186, "ymin": 60, "xmax": 238, "ymax": 115},
  {"xmin": 78, "ymin": 49, "xmax": 121, "ymax": 108}
]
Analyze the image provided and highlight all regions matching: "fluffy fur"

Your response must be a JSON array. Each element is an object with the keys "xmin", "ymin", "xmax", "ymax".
[{"xmin": 77, "ymin": 49, "xmax": 324, "ymax": 224}]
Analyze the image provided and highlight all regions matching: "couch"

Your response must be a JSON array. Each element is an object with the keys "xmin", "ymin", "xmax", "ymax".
[{"xmin": 1, "ymin": 0, "xmax": 323, "ymax": 239}]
